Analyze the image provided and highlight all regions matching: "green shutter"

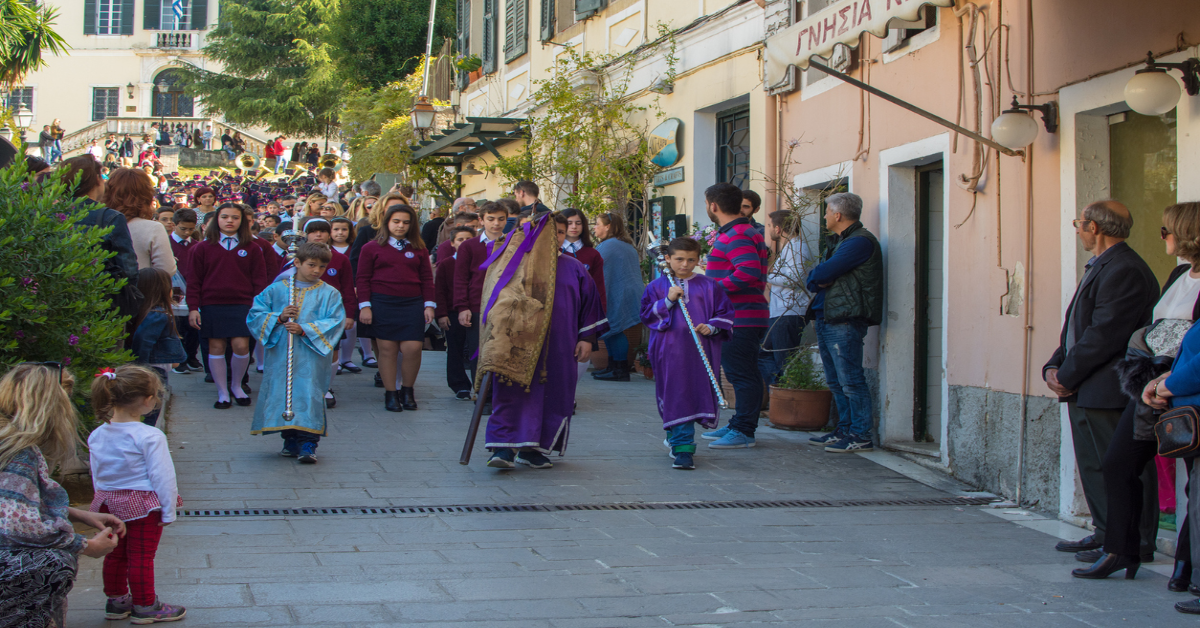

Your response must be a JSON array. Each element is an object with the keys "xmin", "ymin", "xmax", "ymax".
[
  {"xmin": 84, "ymin": 0, "xmax": 97, "ymax": 34},
  {"xmin": 574, "ymin": 0, "xmax": 602, "ymax": 21},
  {"xmin": 191, "ymin": 0, "xmax": 208, "ymax": 30},
  {"xmin": 456, "ymin": 0, "xmax": 470, "ymax": 89},
  {"xmin": 504, "ymin": 0, "xmax": 527, "ymax": 63},
  {"xmin": 144, "ymin": 0, "xmax": 162, "ymax": 29},
  {"xmin": 482, "ymin": 0, "xmax": 497, "ymax": 74},
  {"xmin": 539, "ymin": 0, "xmax": 553, "ymax": 40},
  {"xmin": 120, "ymin": 0, "xmax": 134, "ymax": 34}
]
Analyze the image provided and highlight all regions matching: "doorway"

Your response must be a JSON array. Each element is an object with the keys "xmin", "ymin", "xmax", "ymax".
[
  {"xmin": 914, "ymin": 164, "xmax": 945, "ymax": 443},
  {"xmin": 1110, "ymin": 109, "xmax": 1177, "ymax": 284}
]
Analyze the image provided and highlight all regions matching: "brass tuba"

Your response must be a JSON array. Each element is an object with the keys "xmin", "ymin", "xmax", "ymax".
[
  {"xmin": 235, "ymin": 152, "xmax": 261, "ymax": 170},
  {"xmin": 319, "ymin": 153, "xmax": 343, "ymax": 172}
]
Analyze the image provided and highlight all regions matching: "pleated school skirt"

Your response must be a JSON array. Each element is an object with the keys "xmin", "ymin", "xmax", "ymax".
[
  {"xmin": 358, "ymin": 294, "xmax": 425, "ymax": 342},
  {"xmin": 199, "ymin": 304, "xmax": 252, "ymax": 339}
]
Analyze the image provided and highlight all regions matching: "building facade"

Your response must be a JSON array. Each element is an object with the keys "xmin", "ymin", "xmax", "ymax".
[
  {"xmin": 448, "ymin": 0, "xmax": 1199, "ymax": 535},
  {"xmin": 11, "ymin": 0, "xmax": 268, "ymax": 155}
]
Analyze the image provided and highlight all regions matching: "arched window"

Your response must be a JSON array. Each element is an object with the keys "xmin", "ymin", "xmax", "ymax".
[{"xmin": 151, "ymin": 69, "xmax": 194, "ymax": 117}]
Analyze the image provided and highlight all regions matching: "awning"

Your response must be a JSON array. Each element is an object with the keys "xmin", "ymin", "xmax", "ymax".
[
  {"xmin": 407, "ymin": 117, "xmax": 525, "ymax": 164},
  {"xmin": 765, "ymin": 0, "xmax": 954, "ymax": 86}
]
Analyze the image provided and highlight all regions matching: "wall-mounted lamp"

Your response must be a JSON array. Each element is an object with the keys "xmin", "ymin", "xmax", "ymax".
[
  {"xmin": 648, "ymin": 76, "xmax": 674, "ymax": 95},
  {"xmin": 990, "ymin": 96, "xmax": 1058, "ymax": 149},
  {"xmin": 460, "ymin": 161, "xmax": 484, "ymax": 177},
  {"xmin": 1124, "ymin": 51, "xmax": 1200, "ymax": 116},
  {"xmin": 411, "ymin": 95, "xmax": 436, "ymax": 133},
  {"xmin": 127, "ymin": 82, "xmax": 135, "ymax": 99}
]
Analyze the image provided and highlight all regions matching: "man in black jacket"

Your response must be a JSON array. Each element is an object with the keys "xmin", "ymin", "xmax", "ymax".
[{"xmin": 1044, "ymin": 200, "xmax": 1159, "ymax": 560}]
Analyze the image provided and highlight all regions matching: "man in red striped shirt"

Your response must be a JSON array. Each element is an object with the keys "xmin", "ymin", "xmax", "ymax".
[{"xmin": 701, "ymin": 183, "xmax": 770, "ymax": 449}]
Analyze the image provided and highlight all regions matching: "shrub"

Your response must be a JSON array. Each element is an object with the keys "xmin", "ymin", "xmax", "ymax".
[
  {"xmin": 774, "ymin": 346, "xmax": 828, "ymax": 391},
  {"xmin": 0, "ymin": 162, "xmax": 132, "ymax": 409}
]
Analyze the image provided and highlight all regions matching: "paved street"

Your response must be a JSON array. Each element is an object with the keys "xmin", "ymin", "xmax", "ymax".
[{"xmin": 66, "ymin": 351, "xmax": 1194, "ymax": 626}]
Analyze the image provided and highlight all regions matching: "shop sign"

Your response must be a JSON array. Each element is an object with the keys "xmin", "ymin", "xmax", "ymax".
[
  {"xmin": 653, "ymin": 167, "xmax": 684, "ymax": 187},
  {"xmin": 765, "ymin": 0, "xmax": 953, "ymax": 87}
]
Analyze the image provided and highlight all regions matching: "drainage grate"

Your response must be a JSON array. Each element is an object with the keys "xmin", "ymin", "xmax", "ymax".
[{"xmin": 180, "ymin": 496, "xmax": 995, "ymax": 518}]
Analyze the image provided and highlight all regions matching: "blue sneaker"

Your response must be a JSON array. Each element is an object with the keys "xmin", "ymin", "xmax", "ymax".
[
  {"xmin": 298, "ymin": 442, "xmax": 318, "ymax": 463},
  {"xmin": 708, "ymin": 429, "xmax": 756, "ymax": 449},
  {"xmin": 701, "ymin": 426, "xmax": 732, "ymax": 441},
  {"xmin": 672, "ymin": 452, "xmax": 695, "ymax": 470},
  {"xmin": 825, "ymin": 434, "xmax": 874, "ymax": 453},
  {"xmin": 808, "ymin": 430, "xmax": 844, "ymax": 446}
]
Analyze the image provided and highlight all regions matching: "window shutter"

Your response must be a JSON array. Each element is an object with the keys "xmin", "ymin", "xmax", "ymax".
[
  {"xmin": 574, "ymin": 0, "xmax": 603, "ymax": 21},
  {"xmin": 84, "ymin": 0, "xmax": 97, "ymax": 34},
  {"xmin": 120, "ymin": 0, "xmax": 134, "ymax": 34},
  {"xmin": 539, "ymin": 0, "xmax": 554, "ymax": 40},
  {"xmin": 504, "ymin": 0, "xmax": 527, "ymax": 63},
  {"xmin": 456, "ymin": 0, "xmax": 470, "ymax": 89},
  {"xmin": 144, "ymin": 0, "xmax": 162, "ymax": 30},
  {"xmin": 191, "ymin": 0, "xmax": 208, "ymax": 30},
  {"xmin": 482, "ymin": 0, "xmax": 497, "ymax": 74}
]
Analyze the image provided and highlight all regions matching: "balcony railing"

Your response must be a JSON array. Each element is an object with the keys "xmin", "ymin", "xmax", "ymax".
[{"xmin": 156, "ymin": 32, "xmax": 193, "ymax": 49}]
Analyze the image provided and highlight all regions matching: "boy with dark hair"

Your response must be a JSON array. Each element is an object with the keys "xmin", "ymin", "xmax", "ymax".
[
  {"xmin": 169, "ymin": 208, "xmax": 202, "ymax": 373},
  {"xmin": 436, "ymin": 225, "xmax": 478, "ymax": 400},
  {"xmin": 513, "ymin": 180, "xmax": 549, "ymax": 214},
  {"xmin": 702, "ymin": 182, "xmax": 770, "ymax": 450},
  {"xmin": 642, "ymin": 237, "xmax": 735, "ymax": 469},
  {"xmin": 249, "ymin": 241, "xmax": 345, "ymax": 464},
  {"xmin": 454, "ymin": 203, "xmax": 510, "ymax": 385}
]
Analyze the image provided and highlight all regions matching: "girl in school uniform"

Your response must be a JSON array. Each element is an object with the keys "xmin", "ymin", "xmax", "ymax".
[
  {"xmin": 185, "ymin": 202, "xmax": 270, "ymax": 409},
  {"xmin": 330, "ymin": 216, "xmax": 363, "ymax": 372},
  {"xmin": 356, "ymin": 204, "xmax": 435, "ymax": 413},
  {"xmin": 559, "ymin": 208, "xmax": 608, "ymax": 309}
]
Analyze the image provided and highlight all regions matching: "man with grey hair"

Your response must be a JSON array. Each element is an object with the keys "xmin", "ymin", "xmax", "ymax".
[
  {"xmin": 360, "ymin": 179, "xmax": 382, "ymax": 199},
  {"xmin": 1044, "ymin": 199, "xmax": 1160, "ymax": 569},
  {"xmin": 805, "ymin": 192, "xmax": 883, "ymax": 453}
]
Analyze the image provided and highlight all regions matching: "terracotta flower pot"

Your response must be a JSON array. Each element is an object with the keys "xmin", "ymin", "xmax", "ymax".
[
  {"xmin": 591, "ymin": 338, "xmax": 609, "ymax": 370},
  {"xmin": 642, "ymin": 366, "xmax": 654, "ymax": 381},
  {"xmin": 767, "ymin": 386, "xmax": 832, "ymax": 431}
]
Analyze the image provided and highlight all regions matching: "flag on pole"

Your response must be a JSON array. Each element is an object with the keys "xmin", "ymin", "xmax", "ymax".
[{"xmin": 172, "ymin": 0, "xmax": 183, "ymax": 29}]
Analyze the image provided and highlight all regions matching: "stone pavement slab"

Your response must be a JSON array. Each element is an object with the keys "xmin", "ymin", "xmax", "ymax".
[{"xmin": 65, "ymin": 351, "xmax": 1194, "ymax": 626}]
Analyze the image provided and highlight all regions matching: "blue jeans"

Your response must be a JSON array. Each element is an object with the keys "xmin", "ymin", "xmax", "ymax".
[
  {"xmin": 721, "ymin": 326, "xmax": 767, "ymax": 437},
  {"xmin": 758, "ymin": 315, "xmax": 804, "ymax": 388},
  {"xmin": 815, "ymin": 319, "xmax": 872, "ymax": 438},
  {"xmin": 666, "ymin": 421, "xmax": 695, "ymax": 450},
  {"xmin": 602, "ymin": 328, "xmax": 629, "ymax": 361}
]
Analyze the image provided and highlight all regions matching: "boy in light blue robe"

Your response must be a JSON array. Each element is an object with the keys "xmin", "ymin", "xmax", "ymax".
[{"xmin": 247, "ymin": 242, "xmax": 345, "ymax": 463}]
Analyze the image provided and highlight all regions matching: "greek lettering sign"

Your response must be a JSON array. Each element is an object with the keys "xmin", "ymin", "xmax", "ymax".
[{"xmin": 764, "ymin": 0, "xmax": 953, "ymax": 88}]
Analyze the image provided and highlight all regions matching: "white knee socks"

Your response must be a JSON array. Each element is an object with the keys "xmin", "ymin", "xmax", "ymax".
[
  {"xmin": 209, "ymin": 354, "xmax": 229, "ymax": 402},
  {"xmin": 340, "ymin": 325, "xmax": 358, "ymax": 363},
  {"xmin": 230, "ymin": 353, "xmax": 250, "ymax": 399},
  {"xmin": 359, "ymin": 338, "xmax": 376, "ymax": 361},
  {"xmin": 253, "ymin": 343, "xmax": 265, "ymax": 371}
]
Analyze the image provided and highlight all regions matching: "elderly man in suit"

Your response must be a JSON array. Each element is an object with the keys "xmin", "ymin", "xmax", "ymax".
[{"xmin": 1044, "ymin": 200, "xmax": 1160, "ymax": 561}]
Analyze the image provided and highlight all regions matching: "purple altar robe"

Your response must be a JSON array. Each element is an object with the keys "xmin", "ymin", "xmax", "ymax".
[
  {"xmin": 485, "ymin": 255, "xmax": 608, "ymax": 455},
  {"xmin": 640, "ymin": 274, "xmax": 735, "ymax": 429}
]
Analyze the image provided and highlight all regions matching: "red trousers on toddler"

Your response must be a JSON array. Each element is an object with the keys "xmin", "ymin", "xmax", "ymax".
[{"xmin": 100, "ymin": 507, "xmax": 165, "ymax": 606}]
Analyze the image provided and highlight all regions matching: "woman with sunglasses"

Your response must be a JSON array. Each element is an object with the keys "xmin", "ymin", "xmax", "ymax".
[
  {"xmin": 1074, "ymin": 202, "xmax": 1200, "ymax": 596},
  {"xmin": 0, "ymin": 363, "xmax": 124, "ymax": 625}
]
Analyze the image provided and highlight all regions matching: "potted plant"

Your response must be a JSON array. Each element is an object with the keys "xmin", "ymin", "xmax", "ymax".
[
  {"xmin": 768, "ymin": 347, "xmax": 831, "ymax": 431},
  {"xmin": 637, "ymin": 353, "xmax": 653, "ymax": 380},
  {"xmin": 454, "ymin": 53, "xmax": 482, "ymax": 73}
]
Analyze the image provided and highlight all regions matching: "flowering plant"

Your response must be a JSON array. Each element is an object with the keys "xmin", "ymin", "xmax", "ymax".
[
  {"xmin": 0, "ymin": 161, "xmax": 131, "ymax": 392},
  {"xmin": 688, "ymin": 223, "xmax": 718, "ymax": 257}
]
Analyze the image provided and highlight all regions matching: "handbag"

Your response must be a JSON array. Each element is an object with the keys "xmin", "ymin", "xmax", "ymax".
[{"xmin": 1155, "ymin": 405, "xmax": 1200, "ymax": 458}]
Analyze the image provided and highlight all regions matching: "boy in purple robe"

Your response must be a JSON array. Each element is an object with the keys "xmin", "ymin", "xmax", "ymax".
[
  {"xmin": 641, "ymin": 237, "xmax": 735, "ymax": 469},
  {"xmin": 485, "ymin": 213, "xmax": 608, "ymax": 469}
]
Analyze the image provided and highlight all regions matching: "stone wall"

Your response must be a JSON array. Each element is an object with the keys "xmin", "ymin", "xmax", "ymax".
[
  {"xmin": 947, "ymin": 386, "xmax": 1061, "ymax": 509},
  {"xmin": 180, "ymin": 147, "xmax": 232, "ymax": 168}
]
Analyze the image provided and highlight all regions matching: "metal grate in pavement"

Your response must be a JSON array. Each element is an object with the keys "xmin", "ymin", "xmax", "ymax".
[{"xmin": 179, "ymin": 496, "xmax": 995, "ymax": 518}]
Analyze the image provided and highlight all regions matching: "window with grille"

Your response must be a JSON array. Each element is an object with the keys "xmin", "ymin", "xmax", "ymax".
[
  {"xmin": 92, "ymin": 88, "xmax": 119, "ymax": 121},
  {"xmin": 97, "ymin": 0, "xmax": 121, "ymax": 34},
  {"xmin": 717, "ymin": 107, "xmax": 751, "ymax": 190},
  {"xmin": 160, "ymin": 0, "xmax": 192, "ymax": 30},
  {"xmin": 7, "ymin": 87, "xmax": 33, "ymax": 114}
]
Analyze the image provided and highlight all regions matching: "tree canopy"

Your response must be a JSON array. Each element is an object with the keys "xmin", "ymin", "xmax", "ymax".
[
  {"xmin": 0, "ymin": 0, "xmax": 68, "ymax": 89},
  {"xmin": 328, "ymin": 0, "xmax": 456, "ymax": 91},
  {"xmin": 179, "ymin": 0, "xmax": 341, "ymax": 138}
]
